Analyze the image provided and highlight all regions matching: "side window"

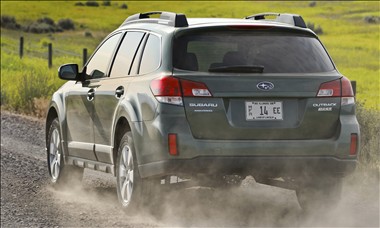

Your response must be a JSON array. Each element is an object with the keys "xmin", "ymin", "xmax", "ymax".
[
  {"xmin": 86, "ymin": 33, "xmax": 122, "ymax": 79},
  {"xmin": 110, "ymin": 32, "xmax": 145, "ymax": 77},
  {"xmin": 139, "ymin": 34, "xmax": 161, "ymax": 75},
  {"xmin": 129, "ymin": 35, "xmax": 147, "ymax": 75}
]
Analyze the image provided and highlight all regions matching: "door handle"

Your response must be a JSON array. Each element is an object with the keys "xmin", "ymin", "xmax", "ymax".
[
  {"xmin": 115, "ymin": 86, "xmax": 124, "ymax": 99},
  {"xmin": 87, "ymin": 88, "xmax": 95, "ymax": 101}
]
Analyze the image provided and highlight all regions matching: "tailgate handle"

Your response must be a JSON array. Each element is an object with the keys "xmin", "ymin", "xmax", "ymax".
[{"xmin": 115, "ymin": 86, "xmax": 124, "ymax": 99}]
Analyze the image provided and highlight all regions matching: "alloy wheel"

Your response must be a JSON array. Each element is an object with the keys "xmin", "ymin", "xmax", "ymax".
[
  {"xmin": 49, "ymin": 128, "xmax": 61, "ymax": 181},
  {"xmin": 118, "ymin": 145, "xmax": 134, "ymax": 206}
]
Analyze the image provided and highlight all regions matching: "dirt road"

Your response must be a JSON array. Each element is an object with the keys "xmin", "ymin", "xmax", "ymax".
[{"xmin": 1, "ymin": 111, "xmax": 379, "ymax": 227}]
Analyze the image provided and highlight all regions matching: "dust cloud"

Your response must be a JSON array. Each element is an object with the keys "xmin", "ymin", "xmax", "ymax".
[{"xmin": 48, "ymin": 168, "xmax": 379, "ymax": 227}]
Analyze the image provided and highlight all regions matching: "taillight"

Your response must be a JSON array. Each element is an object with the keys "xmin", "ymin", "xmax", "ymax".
[
  {"xmin": 180, "ymin": 79, "xmax": 212, "ymax": 97},
  {"xmin": 150, "ymin": 76, "xmax": 181, "ymax": 96},
  {"xmin": 150, "ymin": 76, "xmax": 212, "ymax": 105},
  {"xmin": 317, "ymin": 77, "xmax": 355, "ymax": 106},
  {"xmin": 341, "ymin": 77, "xmax": 355, "ymax": 105},
  {"xmin": 350, "ymin": 133, "xmax": 358, "ymax": 156},
  {"xmin": 341, "ymin": 77, "xmax": 354, "ymax": 97},
  {"xmin": 150, "ymin": 76, "xmax": 183, "ymax": 105},
  {"xmin": 317, "ymin": 79, "xmax": 341, "ymax": 97}
]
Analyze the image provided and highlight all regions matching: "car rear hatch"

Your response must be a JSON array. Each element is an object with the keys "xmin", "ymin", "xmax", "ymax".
[
  {"xmin": 173, "ymin": 73, "xmax": 342, "ymax": 140},
  {"xmin": 169, "ymin": 25, "xmax": 351, "ymax": 140}
]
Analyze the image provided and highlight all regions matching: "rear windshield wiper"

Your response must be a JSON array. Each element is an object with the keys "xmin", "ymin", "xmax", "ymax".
[{"xmin": 208, "ymin": 65, "xmax": 264, "ymax": 73}]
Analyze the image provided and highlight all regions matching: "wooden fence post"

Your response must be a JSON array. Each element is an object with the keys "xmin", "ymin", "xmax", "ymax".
[
  {"xmin": 83, "ymin": 48, "xmax": 88, "ymax": 66},
  {"xmin": 19, "ymin": 36, "xmax": 24, "ymax": 59},
  {"xmin": 48, "ymin": 43, "xmax": 52, "ymax": 68}
]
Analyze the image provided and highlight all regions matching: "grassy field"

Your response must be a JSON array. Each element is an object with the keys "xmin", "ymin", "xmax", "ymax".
[{"xmin": 1, "ymin": 1, "xmax": 379, "ymax": 111}]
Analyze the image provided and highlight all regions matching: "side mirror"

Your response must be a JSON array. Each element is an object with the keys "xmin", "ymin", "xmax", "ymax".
[{"xmin": 58, "ymin": 64, "xmax": 79, "ymax": 80}]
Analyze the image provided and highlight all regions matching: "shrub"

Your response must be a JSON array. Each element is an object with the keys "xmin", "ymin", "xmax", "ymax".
[
  {"xmin": 1, "ymin": 15, "xmax": 16, "ymax": 24},
  {"xmin": 39, "ymin": 37, "xmax": 51, "ymax": 47},
  {"xmin": 120, "ymin": 3, "xmax": 128, "ymax": 9},
  {"xmin": 24, "ymin": 17, "xmax": 73, "ymax": 33},
  {"xmin": 58, "ymin": 18, "xmax": 75, "ymax": 30},
  {"xmin": 102, "ymin": 0, "xmax": 111, "ymax": 6},
  {"xmin": 0, "ymin": 88, "xmax": 6, "ymax": 106},
  {"xmin": 25, "ymin": 22, "xmax": 56, "ymax": 34},
  {"xmin": 33, "ymin": 97, "xmax": 50, "ymax": 118},
  {"xmin": 75, "ymin": 2, "xmax": 84, "ymax": 6},
  {"xmin": 364, "ymin": 16, "xmax": 380, "ymax": 24},
  {"xmin": 24, "ymin": 17, "xmax": 59, "ymax": 33},
  {"xmin": 0, "ymin": 52, "xmax": 67, "ymax": 115},
  {"xmin": 2, "ymin": 70, "xmax": 52, "ymax": 113},
  {"xmin": 309, "ymin": 1, "xmax": 316, "ymax": 7},
  {"xmin": 356, "ymin": 102, "xmax": 380, "ymax": 170},
  {"xmin": 85, "ymin": 1, "xmax": 99, "ymax": 7},
  {"xmin": 307, "ymin": 22, "xmax": 323, "ymax": 34},
  {"xmin": 1, "ymin": 15, "xmax": 21, "ymax": 30},
  {"xmin": 84, "ymin": 31, "xmax": 93, "ymax": 37},
  {"xmin": 37, "ymin": 17, "xmax": 55, "ymax": 26}
]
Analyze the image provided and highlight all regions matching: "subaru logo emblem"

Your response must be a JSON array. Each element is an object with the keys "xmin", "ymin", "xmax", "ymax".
[{"xmin": 257, "ymin": 81, "xmax": 274, "ymax": 91}]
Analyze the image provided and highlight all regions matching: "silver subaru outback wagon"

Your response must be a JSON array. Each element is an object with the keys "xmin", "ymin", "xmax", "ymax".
[{"xmin": 46, "ymin": 11, "xmax": 360, "ymax": 212}]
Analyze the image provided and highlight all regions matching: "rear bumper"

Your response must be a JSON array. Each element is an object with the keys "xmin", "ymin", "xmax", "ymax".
[
  {"xmin": 138, "ymin": 156, "xmax": 357, "ymax": 178},
  {"xmin": 133, "ymin": 104, "xmax": 360, "ymax": 179}
]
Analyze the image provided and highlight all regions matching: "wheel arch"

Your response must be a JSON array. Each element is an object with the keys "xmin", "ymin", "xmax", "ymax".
[
  {"xmin": 45, "ymin": 92, "xmax": 67, "ymax": 158},
  {"xmin": 111, "ymin": 97, "xmax": 147, "ymax": 173},
  {"xmin": 46, "ymin": 103, "xmax": 59, "ymax": 149},
  {"xmin": 112, "ymin": 116, "xmax": 131, "ymax": 175}
]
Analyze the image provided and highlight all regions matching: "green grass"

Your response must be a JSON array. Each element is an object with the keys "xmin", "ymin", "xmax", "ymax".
[
  {"xmin": 0, "ymin": 51, "xmax": 76, "ymax": 114},
  {"xmin": 1, "ymin": 1, "xmax": 379, "ymax": 110}
]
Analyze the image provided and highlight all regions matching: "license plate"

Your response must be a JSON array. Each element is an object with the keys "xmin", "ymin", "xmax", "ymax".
[{"xmin": 245, "ymin": 101, "xmax": 283, "ymax": 121}]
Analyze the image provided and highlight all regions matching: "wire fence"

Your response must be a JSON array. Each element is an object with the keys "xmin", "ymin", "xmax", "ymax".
[{"xmin": 4, "ymin": 36, "xmax": 88, "ymax": 68}]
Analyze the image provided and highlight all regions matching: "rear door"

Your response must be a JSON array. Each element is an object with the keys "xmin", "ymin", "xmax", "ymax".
[{"xmin": 173, "ymin": 27, "xmax": 341, "ymax": 140}]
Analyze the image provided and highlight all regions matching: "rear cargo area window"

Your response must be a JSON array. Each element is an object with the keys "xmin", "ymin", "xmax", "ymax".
[
  {"xmin": 173, "ymin": 31, "xmax": 335, "ymax": 73},
  {"xmin": 139, "ymin": 34, "xmax": 161, "ymax": 75}
]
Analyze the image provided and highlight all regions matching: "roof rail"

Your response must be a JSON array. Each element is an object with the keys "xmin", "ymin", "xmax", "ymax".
[
  {"xmin": 245, "ymin": 12, "xmax": 307, "ymax": 28},
  {"xmin": 121, "ymin": 11, "xmax": 188, "ymax": 28}
]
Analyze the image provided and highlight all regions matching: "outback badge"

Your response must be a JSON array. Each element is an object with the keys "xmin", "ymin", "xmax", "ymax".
[{"xmin": 257, "ymin": 81, "xmax": 274, "ymax": 91}]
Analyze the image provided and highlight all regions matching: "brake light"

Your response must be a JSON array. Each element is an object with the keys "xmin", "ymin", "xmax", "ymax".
[
  {"xmin": 350, "ymin": 133, "xmax": 358, "ymax": 156},
  {"xmin": 150, "ymin": 76, "xmax": 183, "ymax": 105},
  {"xmin": 341, "ymin": 77, "xmax": 354, "ymax": 97},
  {"xmin": 150, "ymin": 76, "xmax": 181, "ymax": 96},
  {"xmin": 317, "ymin": 77, "xmax": 355, "ymax": 106},
  {"xmin": 168, "ymin": 133, "xmax": 178, "ymax": 156},
  {"xmin": 228, "ymin": 25, "xmax": 273, "ymax": 30},
  {"xmin": 341, "ymin": 77, "xmax": 355, "ymax": 105},
  {"xmin": 317, "ymin": 79, "xmax": 341, "ymax": 97},
  {"xmin": 180, "ymin": 79, "xmax": 212, "ymax": 97},
  {"xmin": 150, "ymin": 76, "xmax": 212, "ymax": 105}
]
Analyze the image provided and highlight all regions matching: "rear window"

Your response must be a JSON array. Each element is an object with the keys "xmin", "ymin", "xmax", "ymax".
[{"xmin": 173, "ymin": 30, "xmax": 335, "ymax": 73}]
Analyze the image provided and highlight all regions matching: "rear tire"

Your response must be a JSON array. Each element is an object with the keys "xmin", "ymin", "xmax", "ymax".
[
  {"xmin": 116, "ymin": 132, "xmax": 157, "ymax": 212},
  {"xmin": 47, "ymin": 118, "xmax": 83, "ymax": 187},
  {"xmin": 296, "ymin": 176, "xmax": 342, "ymax": 212}
]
